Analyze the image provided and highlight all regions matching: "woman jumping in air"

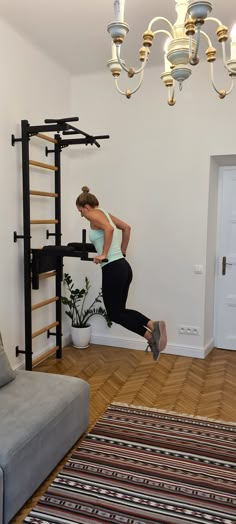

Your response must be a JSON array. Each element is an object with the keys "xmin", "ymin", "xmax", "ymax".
[{"xmin": 76, "ymin": 186, "xmax": 167, "ymax": 361}]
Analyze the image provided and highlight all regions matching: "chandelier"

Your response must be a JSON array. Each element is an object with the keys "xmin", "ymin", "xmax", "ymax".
[{"xmin": 107, "ymin": 0, "xmax": 236, "ymax": 105}]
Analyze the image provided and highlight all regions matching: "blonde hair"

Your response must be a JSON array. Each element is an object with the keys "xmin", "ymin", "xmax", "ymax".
[{"xmin": 76, "ymin": 186, "xmax": 99, "ymax": 208}]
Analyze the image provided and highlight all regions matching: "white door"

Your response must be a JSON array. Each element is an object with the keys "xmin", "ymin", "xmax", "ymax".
[{"xmin": 215, "ymin": 167, "xmax": 236, "ymax": 350}]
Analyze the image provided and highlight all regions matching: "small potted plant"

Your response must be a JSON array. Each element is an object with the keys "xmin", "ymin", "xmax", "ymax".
[{"xmin": 61, "ymin": 273, "xmax": 112, "ymax": 348}]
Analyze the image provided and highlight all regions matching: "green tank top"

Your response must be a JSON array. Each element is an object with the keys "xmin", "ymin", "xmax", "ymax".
[{"xmin": 89, "ymin": 208, "xmax": 123, "ymax": 267}]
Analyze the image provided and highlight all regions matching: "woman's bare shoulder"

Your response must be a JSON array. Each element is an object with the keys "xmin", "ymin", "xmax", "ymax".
[{"xmin": 89, "ymin": 208, "xmax": 112, "ymax": 229}]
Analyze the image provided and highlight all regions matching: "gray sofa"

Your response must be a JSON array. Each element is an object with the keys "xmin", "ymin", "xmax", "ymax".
[{"xmin": 0, "ymin": 335, "xmax": 89, "ymax": 524}]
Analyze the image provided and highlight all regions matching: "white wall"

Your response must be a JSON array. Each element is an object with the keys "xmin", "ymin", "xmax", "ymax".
[
  {"xmin": 66, "ymin": 61, "xmax": 236, "ymax": 357},
  {"xmin": 0, "ymin": 18, "xmax": 70, "ymax": 367},
  {"xmin": 1, "ymin": 16, "xmax": 236, "ymax": 365}
]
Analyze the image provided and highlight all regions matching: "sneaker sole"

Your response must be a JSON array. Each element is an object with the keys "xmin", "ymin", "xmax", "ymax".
[
  {"xmin": 158, "ymin": 320, "xmax": 167, "ymax": 351},
  {"xmin": 146, "ymin": 335, "xmax": 160, "ymax": 361},
  {"xmin": 152, "ymin": 336, "xmax": 160, "ymax": 361},
  {"xmin": 153, "ymin": 320, "xmax": 167, "ymax": 352}
]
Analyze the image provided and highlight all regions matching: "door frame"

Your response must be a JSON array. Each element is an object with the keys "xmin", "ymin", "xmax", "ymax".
[{"xmin": 213, "ymin": 165, "xmax": 236, "ymax": 349}]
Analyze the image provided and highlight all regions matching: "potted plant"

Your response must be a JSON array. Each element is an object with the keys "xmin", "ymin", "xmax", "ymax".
[{"xmin": 61, "ymin": 272, "xmax": 112, "ymax": 348}]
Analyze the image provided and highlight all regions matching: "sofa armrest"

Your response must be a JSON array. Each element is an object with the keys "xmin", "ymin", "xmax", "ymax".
[{"xmin": 0, "ymin": 466, "xmax": 3, "ymax": 524}]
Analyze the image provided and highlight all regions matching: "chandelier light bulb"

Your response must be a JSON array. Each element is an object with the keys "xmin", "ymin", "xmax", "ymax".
[
  {"xmin": 230, "ymin": 23, "xmax": 236, "ymax": 39},
  {"xmin": 164, "ymin": 38, "xmax": 171, "ymax": 53},
  {"xmin": 230, "ymin": 24, "xmax": 236, "ymax": 60},
  {"xmin": 113, "ymin": 0, "xmax": 125, "ymax": 22},
  {"xmin": 164, "ymin": 38, "xmax": 171, "ymax": 73}
]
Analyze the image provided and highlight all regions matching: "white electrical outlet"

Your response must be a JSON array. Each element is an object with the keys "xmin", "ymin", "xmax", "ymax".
[{"xmin": 178, "ymin": 326, "xmax": 199, "ymax": 335}]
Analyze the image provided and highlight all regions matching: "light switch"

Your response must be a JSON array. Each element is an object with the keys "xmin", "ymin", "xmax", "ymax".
[{"xmin": 194, "ymin": 265, "xmax": 203, "ymax": 274}]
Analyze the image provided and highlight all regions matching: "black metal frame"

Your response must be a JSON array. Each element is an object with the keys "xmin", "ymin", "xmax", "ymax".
[{"xmin": 13, "ymin": 117, "xmax": 109, "ymax": 370}]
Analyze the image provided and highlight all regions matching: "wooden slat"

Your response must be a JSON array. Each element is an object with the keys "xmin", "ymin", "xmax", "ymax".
[
  {"xmin": 32, "ymin": 346, "xmax": 59, "ymax": 368},
  {"xmin": 29, "ymin": 160, "xmax": 58, "ymax": 171},
  {"xmin": 38, "ymin": 271, "xmax": 57, "ymax": 280},
  {"xmin": 36, "ymin": 133, "xmax": 58, "ymax": 144},
  {"xmin": 30, "ymin": 190, "xmax": 58, "ymax": 198},
  {"xmin": 32, "ymin": 321, "xmax": 59, "ymax": 339},
  {"xmin": 30, "ymin": 219, "xmax": 59, "ymax": 224},
  {"xmin": 32, "ymin": 296, "xmax": 59, "ymax": 311}
]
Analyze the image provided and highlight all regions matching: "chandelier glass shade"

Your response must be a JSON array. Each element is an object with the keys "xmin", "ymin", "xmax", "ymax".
[{"xmin": 107, "ymin": 0, "xmax": 236, "ymax": 105}]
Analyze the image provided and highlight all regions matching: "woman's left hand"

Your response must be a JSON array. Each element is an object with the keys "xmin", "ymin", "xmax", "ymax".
[{"xmin": 93, "ymin": 254, "xmax": 107, "ymax": 264}]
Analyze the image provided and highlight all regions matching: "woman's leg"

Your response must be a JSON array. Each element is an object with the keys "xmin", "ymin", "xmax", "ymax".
[
  {"xmin": 120, "ymin": 259, "xmax": 132, "ymax": 309},
  {"xmin": 102, "ymin": 258, "xmax": 150, "ymax": 338},
  {"xmin": 102, "ymin": 258, "xmax": 167, "ymax": 360}
]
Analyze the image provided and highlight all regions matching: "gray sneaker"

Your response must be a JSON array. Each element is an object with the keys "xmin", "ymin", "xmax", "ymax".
[
  {"xmin": 145, "ymin": 335, "xmax": 160, "ymax": 361},
  {"xmin": 153, "ymin": 321, "xmax": 167, "ymax": 352}
]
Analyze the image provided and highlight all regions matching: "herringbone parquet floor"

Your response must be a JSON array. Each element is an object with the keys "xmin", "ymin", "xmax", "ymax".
[{"xmin": 11, "ymin": 344, "xmax": 236, "ymax": 523}]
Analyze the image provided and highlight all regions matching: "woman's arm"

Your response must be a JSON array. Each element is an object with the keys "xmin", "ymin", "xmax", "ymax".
[
  {"xmin": 87, "ymin": 209, "xmax": 114, "ymax": 263},
  {"xmin": 109, "ymin": 214, "xmax": 131, "ymax": 256}
]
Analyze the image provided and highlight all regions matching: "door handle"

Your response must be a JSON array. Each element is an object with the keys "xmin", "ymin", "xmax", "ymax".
[{"xmin": 222, "ymin": 256, "xmax": 233, "ymax": 275}]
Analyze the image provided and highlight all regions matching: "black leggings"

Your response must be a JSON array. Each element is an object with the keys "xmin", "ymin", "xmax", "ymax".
[{"xmin": 102, "ymin": 258, "xmax": 150, "ymax": 338}]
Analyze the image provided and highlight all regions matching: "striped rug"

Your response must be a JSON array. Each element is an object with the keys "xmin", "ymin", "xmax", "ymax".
[{"xmin": 24, "ymin": 403, "xmax": 236, "ymax": 524}]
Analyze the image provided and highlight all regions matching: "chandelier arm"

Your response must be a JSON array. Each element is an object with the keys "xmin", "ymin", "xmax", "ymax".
[
  {"xmin": 148, "ymin": 17, "xmax": 174, "ymax": 35},
  {"xmin": 221, "ymin": 41, "xmax": 236, "ymax": 76},
  {"xmin": 205, "ymin": 17, "xmax": 223, "ymax": 26},
  {"xmin": 116, "ymin": 45, "xmax": 129, "ymax": 74},
  {"xmin": 116, "ymin": 44, "xmax": 149, "ymax": 75},
  {"xmin": 114, "ymin": 70, "xmax": 144, "ymax": 97},
  {"xmin": 114, "ymin": 79, "xmax": 128, "ymax": 96},
  {"xmin": 225, "ymin": 78, "xmax": 235, "ymax": 95},
  {"xmin": 210, "ymin": 62, "xmax": 234, "ymax": 96},
  {"xmin": 199, "ymin": 30, "xmax": 212, "ymax": 47},
  {"xmin": 189, "ymin": 24, "xmax": 202, "ymax": 61},
  {"xmin": 189, "ymin": 29, "xmax": 211, "ymax": 64},
  {"xmin": 153, "ymin": 29, "xmax": 173, "ymax": 39}
]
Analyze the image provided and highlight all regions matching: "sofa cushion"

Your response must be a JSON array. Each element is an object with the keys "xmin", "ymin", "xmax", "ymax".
[
  {"xmin": 0, "ymin": 333, "xmax": 15, "ymax": 388},
  {"xmin": 0, "ymin": 369, "xmax": 89, "ymax": 524}
]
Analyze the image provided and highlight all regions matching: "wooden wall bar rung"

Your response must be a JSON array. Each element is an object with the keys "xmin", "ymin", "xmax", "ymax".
[
  {"xmin": 30, "ymin": 190, "xmax": 58, "ymax": 198},
  {"xmin": 30, "ymin": 219, "xmax": 59, "ymax": 224},
  {"xmin": 32, "ymin": 346, "xmax": 59, "ymax": 368},
  {"xmin": 32, "ymin": 296, "xmax": 59, "ymax": 311},
  {"xmin": 38, "ymin": 271, "xmax": 57, "ymax": 280},
  {"xmin": 32, "ymin": 321, "xmax": 59, "ymax": 339},
  {"xmin": 36, "ymin": 133, "xmax": 58, "ymax": 144},
  {"xmin": 29, "ymin": 160, "xmax": 58, "ymax": 171}
]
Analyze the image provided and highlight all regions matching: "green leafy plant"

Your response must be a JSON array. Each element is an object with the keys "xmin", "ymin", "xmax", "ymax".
[{"xmin": 61, "ymin": 273, "xmax": 112, "ymax": 328}]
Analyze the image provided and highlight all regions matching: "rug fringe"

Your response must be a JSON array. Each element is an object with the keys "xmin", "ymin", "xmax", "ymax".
[{"xmin": 111, "ymin": 402, "xmax": 236, "ymax": 426}]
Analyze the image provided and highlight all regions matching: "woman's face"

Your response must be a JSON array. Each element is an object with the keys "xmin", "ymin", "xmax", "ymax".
[{"xmin": 77, "ymin": 204, "xmax": 90, "ymax": 218}]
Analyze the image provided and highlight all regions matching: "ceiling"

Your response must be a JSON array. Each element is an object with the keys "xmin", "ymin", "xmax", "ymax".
[{"xmin": 0, "ymin": 0, "xmax": 235, "ymax": 74}]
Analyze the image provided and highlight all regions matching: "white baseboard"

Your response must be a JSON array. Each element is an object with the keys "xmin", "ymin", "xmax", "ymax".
[
  {"xmin": 204, "ymin": 338, "xmax": 215, "ymax": 356},
  {"xmin": 162, "ymin": 338, "xmax": 214, "ymax": 359},
  {"xmin": 91, "ymin": 334, "xmax": 147, "ymax": 350},
  {"xmin": 14, "ymin": 335, "xmax": 215, "ymax": 370},
  {"xmin": 91, "ymin": 334, "xmax": 215, "ymax": 359},
  {"xmin": 62, "ymin": 332, "xmax": 72, "ymax": 347},
  {"xmin": 14, "ymin": 360, "xmax": 26, "ymax": 370}
]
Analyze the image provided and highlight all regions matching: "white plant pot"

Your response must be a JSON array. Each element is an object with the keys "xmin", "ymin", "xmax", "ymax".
[{"xmin": 71, "ymin": 325, "xmax": 91, "ymax": 349}]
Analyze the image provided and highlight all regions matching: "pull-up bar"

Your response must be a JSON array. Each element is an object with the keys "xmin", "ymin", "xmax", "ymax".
[
  {"xmin": 44, "ymin": 117, "xmax": 79, "ymax": 124},
  {"xmin": 12, "ymin": 116, "xmax": 110, "ymax": 148}
]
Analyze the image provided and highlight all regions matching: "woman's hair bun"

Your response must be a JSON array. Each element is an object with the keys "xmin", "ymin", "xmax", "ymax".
[{"xmin": 81, "ymin": 186, "xmax": 90, "ymax": 193}]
